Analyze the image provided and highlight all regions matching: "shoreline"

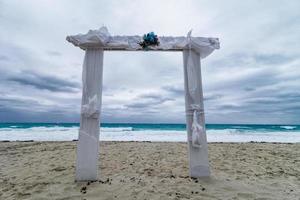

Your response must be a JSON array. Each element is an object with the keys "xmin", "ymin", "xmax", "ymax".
[
  {"xmin": 1, "ymin": 141, "xmax": 299, "ymax": 199},
  {"xmin": 0, "ymin": 140, "xmax": 298, "ymax": 144}
]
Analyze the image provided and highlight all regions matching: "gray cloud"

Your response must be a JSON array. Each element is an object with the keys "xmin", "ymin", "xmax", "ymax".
[
  {"xmin": 204, "ymin": 93, "xmax": 223, "ymax": 101},
  {"xmin": 244, "ymin": 87, "xmax": 255, "ymax": 92},
  {"xmin": 0, "ymin": 94, "xmax": 81, "ymax": 122},
  {"xmin": 46, "ymin": 50, "xmax": 62, "ymax": 57},
  {"xmin": 162, "ymin": 85, "xmax": 184, "ymax": 96},
  {"xmin": 0, "ymin": 55, "xmax": 9, "ymax": 61},
  {"xmin": 0, "ymin": 107, "xmax": 79, "ymax": 123},
  {"xmin": 254, "ymin": 54, "xmax": 294, "ymax": 65},
  {"xmin": 7, "ymin": 71, "xmax": 80, "ymax": 92},
  {"xmin": 125, "ymin": 93, "xmax": 174, "ymax": 109},
  {"xmin": 0, "ymin": 96, "xmax": 39, "ymax": 110}
]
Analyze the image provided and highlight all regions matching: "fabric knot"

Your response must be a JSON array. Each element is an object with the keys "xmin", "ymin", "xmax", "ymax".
[
  {"xmin": 191, "ymin": 104, "xmax": 203, "ymax": 148},
  {"xmin": 81, "ymin": 95, "xmax": 100, "ymax": 118}
]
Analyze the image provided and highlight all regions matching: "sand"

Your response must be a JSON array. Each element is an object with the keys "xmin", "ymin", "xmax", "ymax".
[{"xmin": 0, "ymin": 141, "xmax": 299, "ymax": 200}]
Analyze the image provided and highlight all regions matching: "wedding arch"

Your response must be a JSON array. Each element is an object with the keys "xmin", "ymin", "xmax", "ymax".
[{"xmin": 66, "ymin": 27, "xmax": 220, "ymax": 181}]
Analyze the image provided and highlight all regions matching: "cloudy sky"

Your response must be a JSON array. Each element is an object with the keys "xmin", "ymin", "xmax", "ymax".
[{"xmin": 0, "ymin": 0, "xmax": 299, "ymax": 124}]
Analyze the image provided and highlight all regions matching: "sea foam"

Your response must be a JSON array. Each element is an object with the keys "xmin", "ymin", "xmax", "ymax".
[{"xmin": 0, "ymin": 124, "xmax": 299, "ymax": 143}]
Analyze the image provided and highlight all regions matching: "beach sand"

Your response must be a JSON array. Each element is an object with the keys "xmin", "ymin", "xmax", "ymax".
[{"xmin": 0, "ymin": 141, "xmax": 299, "ymax": 200}]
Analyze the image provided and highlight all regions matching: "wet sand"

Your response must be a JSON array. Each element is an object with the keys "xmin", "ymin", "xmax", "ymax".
[{"xmin": 0, "ymin": 141, "xmax": 299, "ymax": 200}]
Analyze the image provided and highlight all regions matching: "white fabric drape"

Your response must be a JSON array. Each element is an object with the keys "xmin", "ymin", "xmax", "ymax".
[
  {"xmin": 76, "ymin": 49, "xmax": 103, "ymax": 181},
  {"xmin": 183, "ymin": 47, "xmax": 210, "ymax": 177},
  {"xmin": 185, "ymin": 31, "xmax": 204, "ymax": 148}
]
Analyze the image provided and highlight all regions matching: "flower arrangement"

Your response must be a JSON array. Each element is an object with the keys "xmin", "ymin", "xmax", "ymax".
[{"xmin": 139, "ymin": 32, "xmax": 160, "ymax": 49}]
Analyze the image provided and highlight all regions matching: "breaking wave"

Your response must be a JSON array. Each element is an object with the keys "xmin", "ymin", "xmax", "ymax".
[{"xmin": 0, "ymin": 123, "xmax": 299, "ymax": 143}]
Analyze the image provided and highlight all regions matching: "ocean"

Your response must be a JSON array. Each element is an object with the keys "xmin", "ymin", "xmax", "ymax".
[{"xmin": 0, "ymin": 123, "xmax": 299, "ymax": 143}]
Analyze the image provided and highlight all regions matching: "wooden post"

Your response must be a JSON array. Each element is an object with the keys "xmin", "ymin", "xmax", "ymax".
[
  {"xmin": 183, "ymin": 49, "xmax": 210, "ymax": 177},
  {"xmin": 76, "ymin": 49, "xmax": 104, "ymax": 181}
]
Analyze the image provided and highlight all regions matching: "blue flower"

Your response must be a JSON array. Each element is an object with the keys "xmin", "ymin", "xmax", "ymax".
[{"xmin": 139, "ymin": 32, "xmax": 159, "ymax": 49}]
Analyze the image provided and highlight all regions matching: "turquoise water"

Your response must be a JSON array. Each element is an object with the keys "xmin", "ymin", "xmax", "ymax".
[
  {"xmin": 0, "ymin": 123, "xmax": 299, "ymax": 131},
  {"xmin": 0, "ymin": 123, "xmax": 299, "ymax": 142}
]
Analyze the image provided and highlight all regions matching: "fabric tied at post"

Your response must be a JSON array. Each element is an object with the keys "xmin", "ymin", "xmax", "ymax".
[
  {"xmin": 81, "ymin": 95, "xmax": 100, "ymax": 118},
  {"xmin": 190, "ymin": 104, "xmax": 203, "ymax": 148}
]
